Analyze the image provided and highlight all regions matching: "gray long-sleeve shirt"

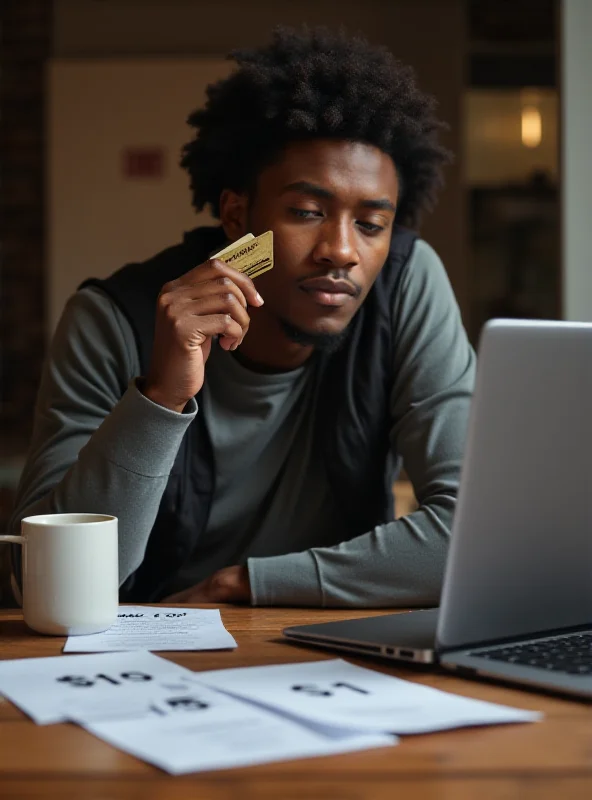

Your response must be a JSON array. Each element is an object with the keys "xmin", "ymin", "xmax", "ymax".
[{"xmin": 9, "ymin": 239, "xmax": 476, "ymax": 607}]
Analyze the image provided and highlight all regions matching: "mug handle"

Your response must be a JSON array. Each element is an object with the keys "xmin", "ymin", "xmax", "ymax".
[{"xmin": 0, "ymin": 536, "xmax": 25, "ymax": 544}]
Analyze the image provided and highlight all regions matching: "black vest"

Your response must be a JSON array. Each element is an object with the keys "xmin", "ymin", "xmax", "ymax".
[{"xmin": 82, "ymin": 225, "xmax": 417, "ymax": 601}]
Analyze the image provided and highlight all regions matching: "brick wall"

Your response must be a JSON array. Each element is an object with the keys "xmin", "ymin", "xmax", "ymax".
[
  {"xmin": 1, "ymin": 0, "xmax": 51, "ymax": 449},
  {"xmin": 0, "ymin": 0, "xmax": 52, "ymax": 605}
]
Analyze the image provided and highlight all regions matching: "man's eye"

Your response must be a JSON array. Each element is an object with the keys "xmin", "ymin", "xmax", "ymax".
[
  {"xmin": 357, "ymin": 221, "xmax": 385, "ymax": 233},
  {"xmin": 289, "ymin": 208, "xmax": 322, "ymax": 219}
]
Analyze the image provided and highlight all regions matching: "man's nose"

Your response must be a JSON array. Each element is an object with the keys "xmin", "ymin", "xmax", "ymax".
[{"xmin": 313, "ymin": 218, "xmax": 359, "ymax": 270}]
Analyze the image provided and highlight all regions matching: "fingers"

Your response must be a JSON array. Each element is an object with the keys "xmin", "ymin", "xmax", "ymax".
[
  {"xmin": 161, "ymin": 584, "xmax": 207, "ymax": 603},
  {"xmin": 161, "ymin": 590, "xmax": 186, "ymax": 603},
  {"xmin": 182, "ymin": 294, "xmax": 249, "ymax": 349},
  {"xmin": 178, "ymin": 273, "xmax": 249, "ymax": 309},
  {"xmin": 174, "ymin": 258, "xmax": 264, "ymax": 309},
  {"xmin": 178, "ymin": 313, "xmax": 245, "ymax": 351},
  {"xmin": 157, "ymin": 266, "xmax": 256, "ymax": 350},
  {"xmin": 181, "ymin": 292, "xmax": 250, "ymax": 332}
]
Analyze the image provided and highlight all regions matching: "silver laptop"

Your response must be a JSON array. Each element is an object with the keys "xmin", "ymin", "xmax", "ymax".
[{"xmin": 284, "ymin": 319, "xmax": 592, "ymax": 700}]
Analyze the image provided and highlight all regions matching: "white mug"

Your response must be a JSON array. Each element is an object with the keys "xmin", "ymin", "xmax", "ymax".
[{"xmin": 0, "ymin": 513, "xmax": 119, "ymax": 635}]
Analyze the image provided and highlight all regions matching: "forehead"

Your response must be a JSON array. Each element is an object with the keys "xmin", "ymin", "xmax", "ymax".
[{"xmin": 258, "ymin": 139, "xmax": 399, "ymax": 202}]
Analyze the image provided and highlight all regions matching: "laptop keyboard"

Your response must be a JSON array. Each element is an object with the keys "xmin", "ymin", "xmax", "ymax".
[{"xmin": 470, "ymin": 631, "xmax": 592, "ymax": 675}]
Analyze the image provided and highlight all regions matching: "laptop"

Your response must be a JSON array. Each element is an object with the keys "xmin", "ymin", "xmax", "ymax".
[{"xmin": 284, "ymin": 319, "xmax": 592, "ymax": 699}]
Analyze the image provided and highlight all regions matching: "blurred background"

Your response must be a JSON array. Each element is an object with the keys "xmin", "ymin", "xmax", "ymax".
[{"xmin": 1, "ymin": 1, "xmax": 590, "ymax": 597}]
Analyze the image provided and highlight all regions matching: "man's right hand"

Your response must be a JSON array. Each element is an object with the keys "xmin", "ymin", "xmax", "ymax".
[{"xmin": 142, "ymin": 258, "xmax": 264, "ymax": 412}]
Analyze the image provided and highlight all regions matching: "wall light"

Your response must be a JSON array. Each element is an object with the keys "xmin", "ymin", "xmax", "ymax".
[{"xmin": 521, "ymin": 105, "xmax": 542, "ymax": 148}]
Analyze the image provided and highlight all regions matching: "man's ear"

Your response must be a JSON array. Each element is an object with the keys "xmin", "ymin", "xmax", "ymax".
[{"xmin": 219, "ymin": 190, "xmax": 249, "ymax": 241}]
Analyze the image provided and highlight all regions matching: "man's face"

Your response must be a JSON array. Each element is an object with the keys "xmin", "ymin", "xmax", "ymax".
[{"xmin": 223, "ymin": 139, "xmax": 399, "ymax": 343}]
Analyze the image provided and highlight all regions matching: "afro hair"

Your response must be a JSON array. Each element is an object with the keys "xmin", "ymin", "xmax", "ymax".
[{"xmin": 181, "ymin": 25, "xmax": 451, "ymax": 229}]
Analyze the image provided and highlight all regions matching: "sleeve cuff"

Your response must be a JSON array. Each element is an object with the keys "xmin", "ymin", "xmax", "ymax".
[
  {"xmin": 85, "ymin": 379, "xmax": 198, "ymax": 477},
  {"xmin": 248, "ymin": 550, "xmax": 323, "ymax": 606}
]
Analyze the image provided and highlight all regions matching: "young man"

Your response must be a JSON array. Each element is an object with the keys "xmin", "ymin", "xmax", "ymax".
[{"xmin": 10, "ymin": 27, "xmax": 475, "ymax": 607}]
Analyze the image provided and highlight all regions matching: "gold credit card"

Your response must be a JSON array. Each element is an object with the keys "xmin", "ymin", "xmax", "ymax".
[{"xmin": 212, "ymin": 230, "xmax": 273, "ymax": 279}]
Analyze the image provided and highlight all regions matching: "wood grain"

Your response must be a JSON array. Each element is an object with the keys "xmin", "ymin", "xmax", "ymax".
[
  {"xmin": 2, "ymin": 778, "xmax": 592, "ymax": 800},
  {"xmin": 0, "ymin": 605, "xmax": 590, "ymax": 799}
]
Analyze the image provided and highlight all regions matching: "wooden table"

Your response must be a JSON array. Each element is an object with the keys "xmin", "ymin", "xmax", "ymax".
[{"xmin": 1, "ymin": 605, "xmax": 591, "ymax": 799}]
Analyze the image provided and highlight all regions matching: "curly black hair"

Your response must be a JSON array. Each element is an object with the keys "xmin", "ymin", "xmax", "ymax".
[{"xmin": 181, "ymin": 26, "xmax": 451, "ymax": 229}]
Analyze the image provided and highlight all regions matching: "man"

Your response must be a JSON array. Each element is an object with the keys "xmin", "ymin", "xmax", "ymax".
[{"xmin": 9, "ymin": 26, "xmax": 475, "ymax": 607}]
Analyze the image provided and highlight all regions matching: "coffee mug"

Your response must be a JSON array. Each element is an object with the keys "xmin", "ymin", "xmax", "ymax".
[{"xmin": 0, "ymin": 513, "xmax": 119, "ymax": 635}]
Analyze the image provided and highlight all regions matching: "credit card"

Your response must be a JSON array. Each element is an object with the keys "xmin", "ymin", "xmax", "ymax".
[
  {"xmin": 212, "ymin": 231, "xmax": 273, "ymax": 279},
  {"xmin": 212, "ymin": 233, "xmax": 254, "ymax": 259}
]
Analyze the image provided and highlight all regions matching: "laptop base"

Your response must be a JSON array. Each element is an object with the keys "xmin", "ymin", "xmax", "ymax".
[{"xmin": 283, "ymin": 608, "xmax": 438, "ymax": 665}]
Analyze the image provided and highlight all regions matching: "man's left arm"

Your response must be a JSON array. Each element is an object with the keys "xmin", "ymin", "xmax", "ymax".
[
  {"xmin": 247, "ymin": 240, "xmax": 475, "ymax": 607},
  {"xmin": 173, "ymin": 240, "xmax": 475, "ymax": 606}
]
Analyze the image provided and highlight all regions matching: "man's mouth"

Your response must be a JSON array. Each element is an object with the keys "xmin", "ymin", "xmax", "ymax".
[{"xmin": 298, "ymin": 277, "xmax": 359, "ymax": 308}]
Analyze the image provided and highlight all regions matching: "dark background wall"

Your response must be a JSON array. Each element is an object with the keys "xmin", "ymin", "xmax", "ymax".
[{"xmin": 1, "ymin": 0, "xmax": 51, "ymax": 452}]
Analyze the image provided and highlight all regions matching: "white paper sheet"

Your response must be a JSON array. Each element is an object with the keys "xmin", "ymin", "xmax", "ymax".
[
  {"xmin": 63, "ymin": 606, "xmax": 237, "ymax": 653},
  {"xmin": 199, "ymin": 658, "xmax": 543, "ymax": 734},
  {"xmin": 82, "ymin": 681, "xmax": 397, "ymax": 774},
  {"xmin": 60, "ymin": 673, "xmax": 202, "ymax": 724},
  {"xmin": 0, "ymin": 651, "xmax": 192, "ymax": 724}
]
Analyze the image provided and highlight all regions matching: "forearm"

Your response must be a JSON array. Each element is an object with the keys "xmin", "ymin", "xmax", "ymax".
[
  {"xmin": 10, "ymin": 383, "xmax": 196, "ymax": 585},
  {"xmin": 248, "ymin": 495, "xmax": 453, "ymax": 607}
]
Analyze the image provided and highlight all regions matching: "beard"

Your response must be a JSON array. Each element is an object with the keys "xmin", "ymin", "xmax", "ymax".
[{"xmin": 279, "ymin": 319, "xmax": 350, "ymax": 353}]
